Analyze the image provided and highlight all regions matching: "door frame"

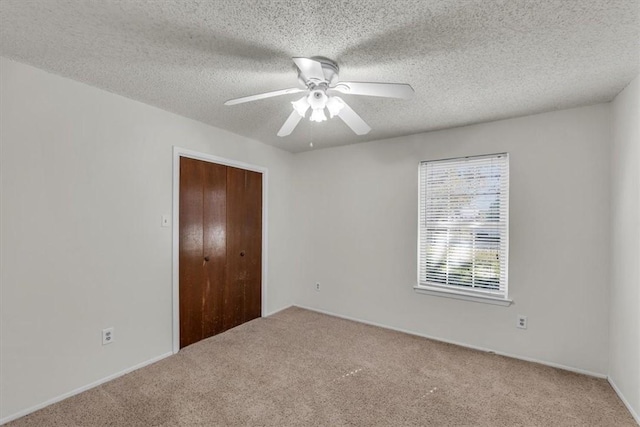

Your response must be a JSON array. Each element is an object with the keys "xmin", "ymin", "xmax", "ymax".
[{"xmin": 171, "ymin": 146, "xmax": 268, "ymax": 354}]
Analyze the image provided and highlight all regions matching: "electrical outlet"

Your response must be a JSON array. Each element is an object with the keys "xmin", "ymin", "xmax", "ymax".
[
  {"xmin": 315, "ymin": 282, "xmax": 320, "ymax": 291},
  {"xmin": 102, "ymin": 327, "xmax": 114, "ymax": 345},
  {"xmin": 517, "ymin": 315, "xmax": 527, "ymax": 329}
]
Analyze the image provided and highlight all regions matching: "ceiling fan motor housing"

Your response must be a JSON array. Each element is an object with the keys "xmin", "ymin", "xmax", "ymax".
[{"xmin": 298, "ymin": 57, "xmax": 339, "ymax": 87}]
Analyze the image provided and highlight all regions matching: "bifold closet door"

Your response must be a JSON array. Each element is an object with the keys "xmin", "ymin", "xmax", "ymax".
[
  {"xmin": 224, "ymin": 166, "xmax": 262, "ymax": 330},
  {"xmin": 179, "ymin": 157, "xmax": 227, "ymax": 349},
  {"xmin": 179, "ymin": 157, "xmax": 262, "ymax": 349}
]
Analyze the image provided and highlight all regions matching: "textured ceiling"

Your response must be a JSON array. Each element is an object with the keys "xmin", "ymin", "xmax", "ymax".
[{"xmin": 1, "ymin": 1, "xmax": 638, "ymax": 153}]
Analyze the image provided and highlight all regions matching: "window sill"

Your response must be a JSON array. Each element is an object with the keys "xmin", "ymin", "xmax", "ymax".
[{"xmin": 413, "ymin": 285, "xmax": 513, "ymax": 306}]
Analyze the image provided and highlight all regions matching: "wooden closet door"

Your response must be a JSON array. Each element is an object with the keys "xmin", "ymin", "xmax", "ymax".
[
  {"xmin": 179, "ymin": 158, "xmax": 262, "ymax": 349},
  {"xmin": 203, "ymin": 161, "xmax": 227, "ymax": 337},
  {"xmin": 224, "ymin": 167, "xmax": 262, "ymax": 330},
  {"xmin": 179, "ymin": 157, "xmax": 205, "ymax": 348},
  {"xmin": 179, "ymin": 157, "xmax": 227, "ymax": 348}
]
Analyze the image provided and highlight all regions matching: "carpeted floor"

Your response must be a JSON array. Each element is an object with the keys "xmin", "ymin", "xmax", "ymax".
[{"xmin": 8, "ymin": 307, "xmax": 636, "ymax": 426}]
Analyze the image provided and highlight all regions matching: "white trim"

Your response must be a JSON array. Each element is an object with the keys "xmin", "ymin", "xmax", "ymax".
[
  {"xmin": 172, "ymin": 147, "xmax": 269, "ymax": 354},
  {"xmin": 0, "ymin": 352, "xmax": 172, "ymax": 425},
  {"xmin": 414, "ymin": 284, "xmax": 513, "ymax": 306},
  {"xmin": 263, "ymin": 305, "xmax": 294, "ymax": 317},
  {"xmin": 608, "ymin": 376, "xmax": 640, "ymax": 425},
  {"xmin": 294, "ymin": 305, "xmax": 607, "ymax": 379}
]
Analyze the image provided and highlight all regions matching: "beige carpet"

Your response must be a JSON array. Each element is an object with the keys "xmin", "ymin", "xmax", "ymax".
[{"xmin": 8, "ymin": 307, "xmax": 636, "ymax": 426}]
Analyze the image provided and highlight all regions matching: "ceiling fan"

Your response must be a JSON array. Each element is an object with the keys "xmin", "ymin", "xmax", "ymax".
[{"xmin": 224, "ymin": 57, "xmax": 414, "ymax": 137}]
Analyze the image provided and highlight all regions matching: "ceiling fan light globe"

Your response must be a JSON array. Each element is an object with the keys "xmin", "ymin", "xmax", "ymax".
[
  {"xmin": 326, "ymin": 96, "xmax": 345, "ymax": 118},
  {"xmin": 310, "ymin": 108, "xmax": 327, "ymax": 122},
  {"xmin": 291, "ymin": 96, "xmax": 310, "ymax": 117},
  {"xmin": 307, "ymin": 90, "xmax": 328, "ymax": 110}
]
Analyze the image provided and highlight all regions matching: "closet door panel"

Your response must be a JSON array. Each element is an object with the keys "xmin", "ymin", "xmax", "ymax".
[
  {"xmin": 202, "ymin": 162, "xmax": 227, "ymax": 338},
  {"xmin": 226, "ymin": 167, "xmax": 262, "ymax": 328},
  {"xmin": 179, "ymin": 157, "xmax": 205, "ymax": 348},
  {"xmin": 242, "ymin": 169, "xmax": 262, "ymax": 322}
]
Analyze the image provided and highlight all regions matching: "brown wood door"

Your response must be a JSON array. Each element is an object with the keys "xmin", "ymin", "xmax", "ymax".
[
  {"xmin": 179, "ymin": 157, "xmax": 262, "ymax": 349},
  {"xmin": 225, "ymin": 167, "xmax": 262, "ymax": 330}
]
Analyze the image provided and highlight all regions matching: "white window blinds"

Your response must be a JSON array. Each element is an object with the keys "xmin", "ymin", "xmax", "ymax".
[{"xmin": 418, "ymin": 153, "xmax": 509, "ymax": 298}]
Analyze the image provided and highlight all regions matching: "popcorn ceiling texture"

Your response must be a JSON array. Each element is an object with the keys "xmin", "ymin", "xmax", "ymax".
[{"xmin": 0, "ymin": 0, "xmax": 638, "ymax": 153}]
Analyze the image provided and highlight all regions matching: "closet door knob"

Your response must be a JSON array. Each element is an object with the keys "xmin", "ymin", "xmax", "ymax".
[
  {"xmin": 240, "ymin": 251, "xmax": 246, "ymax": 257},
  {"xmin": 204, "ymin": 256, "xmax": 210, "ymax": 262}
]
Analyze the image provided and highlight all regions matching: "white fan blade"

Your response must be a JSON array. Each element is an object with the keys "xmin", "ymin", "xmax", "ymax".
[
  {"xmin": 224, "ymin": 88, "xmax": 305, "ymax": 106},
  {"xmin": 336, "ymin": 98, "xmax": 371, "ymax": 135},
  {"xmin": 331, "ymin": 82, "xmax": 414, "ymax": 99},
  {"xmin": 293, "ymin": 57, "xmax": 325, "ymax": 82},
  {"xmin": 277, "ymin": 110, "xmax": 303, "ymax": 137}
]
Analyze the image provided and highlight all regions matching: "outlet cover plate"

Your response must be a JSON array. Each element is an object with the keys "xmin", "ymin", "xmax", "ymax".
[
  {"xmin": 102, "ymin": 327, "xmax": 114, "ymax": 345},
  {"xmin": 517, "ymin": 315, "xmax": 527, "ymax": 329}
]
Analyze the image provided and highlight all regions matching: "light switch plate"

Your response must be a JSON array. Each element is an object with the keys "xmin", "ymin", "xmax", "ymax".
[{"xmin": 161, "ymin": 215, "xmax": 171, "ymax": 227}]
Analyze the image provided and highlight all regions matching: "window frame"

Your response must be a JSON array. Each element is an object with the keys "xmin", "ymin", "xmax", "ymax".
[{"xmin": 414, "ymin": 153, "xmax": 512, "ymax": 306}]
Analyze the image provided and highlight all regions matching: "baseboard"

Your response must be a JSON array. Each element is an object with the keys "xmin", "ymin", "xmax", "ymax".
[
  {"xmin": 0, "ymin": 351, "xmax": 173, "ymax": 425},
  {"xmin": 608, "ymin": 376, "xmax": 640, "ymax": 425},
  {"xmin": 264, "ymin": 304, "xmax": 295, "ymax": 317},
  {"xmin": 294, "ymin": 305, "xmax": 608, "ymax": 379}
]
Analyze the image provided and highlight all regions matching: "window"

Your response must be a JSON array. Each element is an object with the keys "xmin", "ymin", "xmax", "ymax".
[{"xmin": 416, "ymin": 153, "xmax": 510, "ymax": 305}]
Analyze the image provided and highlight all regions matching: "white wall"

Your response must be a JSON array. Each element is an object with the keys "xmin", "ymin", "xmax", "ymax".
[
  {"xmin": 0, "ymin": 58, "xmax": 295, "ymax": 421},
  {"xmin": 292, "ymin": 104, "xmax": 611, "ymax": 376},
  {"xmin": 610, "ymin": 74, "xmax": 640, "ymax": 420},
  {"xmin": 1, "ymin": 54, "xmax": 634, "ymax": 423}
]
